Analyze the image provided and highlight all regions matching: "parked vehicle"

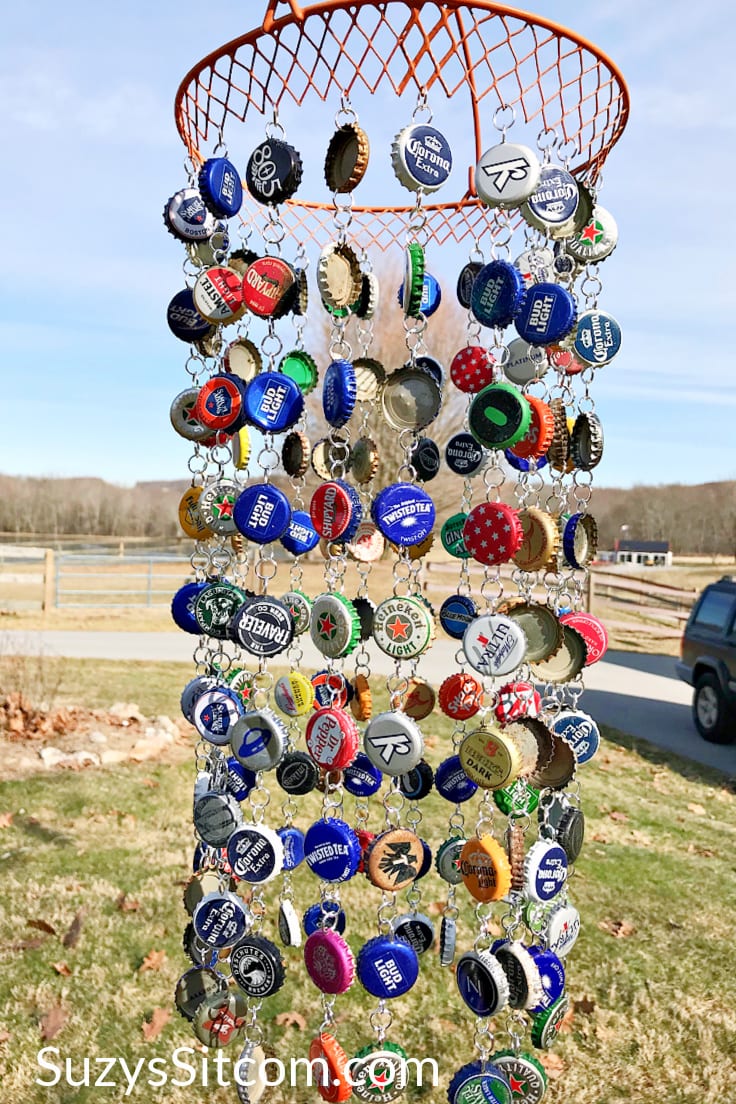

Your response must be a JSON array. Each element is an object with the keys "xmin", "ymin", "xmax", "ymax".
[{"xmin": 676, "ymin": 576, "xmax": 736, "ymax": 744}]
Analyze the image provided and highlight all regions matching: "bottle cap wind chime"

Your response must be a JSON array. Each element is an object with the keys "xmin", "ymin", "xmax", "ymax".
[{"xmin": 164, "ymin": 2, "xmax": 628, "ymax": 1101}]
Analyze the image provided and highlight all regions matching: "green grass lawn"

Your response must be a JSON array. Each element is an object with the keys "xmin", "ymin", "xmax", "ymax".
[{"xmin": 0, "ymin": 663, "xmax": 735, "ymax": 1103}]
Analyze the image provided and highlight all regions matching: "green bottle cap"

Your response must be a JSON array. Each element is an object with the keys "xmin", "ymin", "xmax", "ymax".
[{"xmin": 441, "ymin": 512, "xmax": 471, "ymax": 559}]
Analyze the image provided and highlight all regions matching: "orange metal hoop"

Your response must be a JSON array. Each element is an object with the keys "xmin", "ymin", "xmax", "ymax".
[{"xmin": 175, "ymin": 0, "xmax": 629, "ymax": 250}]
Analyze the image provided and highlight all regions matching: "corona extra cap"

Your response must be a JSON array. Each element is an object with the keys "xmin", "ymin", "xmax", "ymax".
[{"xmin": 392, "ymin": 124, "xmax": 453, "ymax": 192}]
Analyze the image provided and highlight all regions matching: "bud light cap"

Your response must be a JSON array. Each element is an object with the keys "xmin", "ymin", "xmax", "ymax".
[
  {"xmin": 171, "ymin": 581, "xmax": 208, "ymax": 635},
  {"xmin": 343, "ymin": 751, "xmax": 383, "ymax": 797},
  {"xmin": 323, "ymin": 359, "xmax": 358, "ymax": 428},
  {"xmin": 303, "ymin": 818, "xmax": 362, "ymax": 883},
  {"xmin": 164, "ymin": 187, "xmax": 216, "ymax": 242},
  {"xmin": 435, "ymin": 755, "xmax": 478, "ymax": 804},
  {"xmin": 225, "ymin": 757, "xmax": 257, "ymax": 801},
  {"xmin": 280, "ymin": 510, "xmax": 320, "ymax": 556},
  {"xmin": 198, "ymin": 156, "xmax": 244, "ymax": 219},
  {"xmin": 356, "ymin": 935, "xmax": 419, "ymax": 999},
  {"xmin": 167, "ymin": 288, "xmax": 216, "ymax": 343},
  {"xmin": 234, "ymin": 484, "xmax": 291, "ymax": 544},
  {"xmin": 470, "ymin": 260, "xmax": 526, "ymax": 329},
  {"xmin": 243, "ymin": 372, "xmax": 304, "ymax": 433},
  {"xmin": 514, "ymin": 282, "xmax": 577, "ymax": 346},
  {"xmin": 372, "ymin": 483, "xmax": 435, "ymax": 547}
]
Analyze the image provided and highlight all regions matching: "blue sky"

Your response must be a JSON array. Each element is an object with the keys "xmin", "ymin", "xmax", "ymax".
[{"xmin": 1, "ymin": 0, "xmax": 734, "ymax": 488}]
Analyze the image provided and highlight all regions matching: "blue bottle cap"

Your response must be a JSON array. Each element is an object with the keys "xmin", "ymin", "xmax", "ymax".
[
  {"xmin": 397, "ymin": 272, "xmax": 442, "ymax": 318},
  {"xmin": 417, "ymin": 838, "xmax": 433, "ymax": 880},
  {"xmin": 445, "ymin": 432, "xmax": 485, "ymax": 476},
  {"xmin": 356, "ymin": 935, "xmax": 419, "ymax": 999},
  {"xmin": 171, "ymin": 581, "xmax": 208, "ymax": 635},
  {"xmin": 198, "ymin": 156, "xmax": 244, "ymax": 219},
  {"xmin": 524, "ymin": 165, "xmax": 579, "ymax": 229},
  {"xmin": 277, "ymin": 826, "xmax": 306, "ymax": 871},
  {"xmin": 322, "ymin": 359, "xmax": 358, "ymax": 428},
  {"xmin": 192, "ymin": 891, "xmax": 248, "ymax": 948},
  {"xmin": 414, "ymin": 354, "xmax": 445, "ymax": 388},
  {"xmin": 226, "ymin": 824, "xmax": 283, "ymax": 883},
  {"xmin": 225, "ymin": 757, "xmax": 257, "ymax": 801},
  {"xmin": 448, "ymin": 1061, "xmax": 512, "ymax": 1104},
  {"xmin": 394, "ymin": 124, "xmax": 453, "ymax": 192},
  {"xmin": 435, "ymin": 755, "xmax": 478, "ymax": 803},
  {"xmin": 243, "ymin": 372, "xmax": 304, "ymax": 433},
  {"xmin": 439, "ymin": 594, "xmax": 478, "ymax": 640},
  {"xmin": 280, "ymin": 510, "xmax": 320, "ymax": 556},
  {"xmin": 504, "ymin": 449, "xmax": 548, "ymax": 473},
  {"xmin": 398, "ymin": 759, "xmax": 434, "ymax": 801},
  {"xmin": 312, "ymin": 669, "xmax": 351, "ymax": 709},
  {"xmin": 234, "ymin": 484, "xmax": 291, "ymax": 544},
  {"xmin": 574, "ymin": 308, "xmax": 622, "ymax": 366},
  {"xmin": 193, "ymin": 688, "xmax": 244, "ymax": 745},
  {"xmin": 343, "ymin": 751, "xmax": 383, "ymax": 797},
  {"xmin": 456, "ymin": 952, "xmax": 510, "ymax": 1018},
  {"xmin": 550, "ymin": 710, "xmax": 600, "ymax": 764},
  {"xmin": 192, "ymin": 841, "xmax": 210, "ymax": 873},
  {"xmin": 303, "ymin": 901, "xmax": 347, "ymax": 936},
  {"xmin": 304, "ymin": 817, "xmax": 361, "ymax": 883},
  {"xmin": 527, "ymin": 945, "xmax": 566, "ymax": 1013},
  {"xmin": 167, "ymin": 288, "xmax": 216, "ymax": 343},
  {"xmin": 372, "ymin": 483, "xmax": 435, "ymax": 547},
  {"xmin": 471, "ymin": 260, "xmax": 526, "ymax": 329},
  {"xmin": 514, "ymin": 282, "xmax": 577, "ymax": 346},
  {"xmin": 337, "ymin": 481, "xmax": 364, "ymax": 544},
  {"xmin": 180, "ymin": 675, "xmax": 218, "ymax": 723}
]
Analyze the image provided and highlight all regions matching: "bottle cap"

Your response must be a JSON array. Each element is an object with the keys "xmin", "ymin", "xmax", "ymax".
[
  {"xmin": 304, "ymin": 930, "xmax": 355, "ymax": 994},
  {"xmin": 312, "ymin": 670, "xmax": 350, "ymax": 710},
  {"xmin": 229, "ymin": 709, "xmax": 288, "ymax": 772},
  {"xmin": 574, "ymin": 309, "xmax": 622, "ymax": 365},
  {"xmin": 365, "ymin": 828, "xmax": 424, "ymax": 891},
  {"xmin": 501, "ymin": 600, "xmax": 562, "ymax": 664},
  {"xmin": 504, "ymin": 337, "xmax": 549, "ymax": 386},
  {"xmin": 521, "ymin": 165, "xmax": 579, "ymax": 235},
  {"xmin": 309, "ymin": 1033, "xmax": 353, "ymax": 1103},
  {"xmin": 174, "ymin": 966, "xmax": 228, "ymax": 1022},
  {"xmin": 274, "ymin": 672, "xmax": 315, "ymax": 717},
  {"xmin": 549, "ymin": 710, "xmax": 600, "ymax": 765},
  {"xmin": 545, "ymin": 904, "xmax": 580, "ymax": 957},
  {"xmin": 435, "ymin": 755, "xmax": 477, "ymax": 803},
  {"xmin": 468, "ymin": 383, "xmax": 531, "ymax": 449},
  {"xmin": 192, "ymin": 991, "xmax": 248, "ymax": 1049},
  {"xmin": 310, "ymin": 480, "xmax": 357, "ymax": 541},
  {"xmin": 246, "ymin": 138, "xmax": 303, "ymax": 205},
  {"xmin": 460, "ymin": 835, "xmax": 512, "ymax": 902},
  {"xmin": 514, "ymin": 282, "xmax": 577, "ymax": 346},
  {"xmin": 403, "ymin": 677, "xmax": 436, "ymax": 721},
  {"xmin": 276, "ymin": 750, "xmax": 319, "ymax": 796},
  {"xmin": 363, "ymin": 711, "xmax": 424, "ymax": 776},
  {"xmin": 494, "ymin": 779, "xmax": 540, "ymax": 817},
  {"xmin": 372, "ymin": 596, "xmax": 434, "ymax": 660},
  {"xmin": 439, "ymin": 594, "xmax": 478, "ymax": 639},
  {"xmin": 459, "ymin": 726, "xmax": 523, "ymax": 790},
  {"xmin": 243, "ymin": 371, "xmax": 304, "ymax": 432},
  {"xmin": 324, "ymin": 123, "xmax": 370, "ymax": 192},
  {"xmin": 455, "ymin": 950, "xmax": 510, "ymax": 1016},
  {"xmin": 392, "ymin": 124, "xmax": 452, "ymax": 192},
  {"xmin": 164, "ymin": 187, "xmax": 216, "ymax": 242},
  {"xmin": 515, "ymin": 245, "xmax": 556, "ymax": 286},
  {"xmin": 445, "ymin": 432, "xmax": 486, "ymax": 476},
  {"xmin": 462, "ymin": 504, "xmax": 524, "ymax": 567},
  {"xmin": 317, "ymin": 242, "xmax": 363, "ymax": 309},
  {"xmin": 492, "ymin": 1051, "xmax": 548, "ymax": 1104},
  {"xmin": 470, "ymin": 260, "xmax": 526, "ymax": 329},
  {"xmin": 279, "ymin": 348, "xmax": 319, "ymax": 394},
  {"xmin": 304, "ymin": 818, "xmax": 362, "ymax": 883},
  {"xmin": 281, "ymin": 589, "xmax": 312, "ymax": 635},
  {"xmin": 343, "ymin": 751, "xmax": 383, "ymax": 797},
  {"xmin": 438, "ymin": 672, "xmax": 484, "ymax": 720},
  {"xmin": 193, "ymin": 581, "xmax": 248, "ymax": 639},
  {"xmin": 225, "ymin": 757, "xmax": 256, "ymax": 801},
  {"xmin": 193, "ymin": 266, "xmax": 245, "ymax": 325},
  {"xmin": 402, "ymin": 241, "xmax": 425, "ymax": 318},
  {"xmin": 381, "ymin": 366, "xmax": 442, "ymax": 431},
  {"xmin": 509, "ymin": 396, "xmax": 555, "ymax": 462},
  {"xmin": 398, "ymin": 270, "xmax": 442, "ymax": 319},
  {"xmin": 372, "ymin": 483, "xmax": 435, "ymax": 547},
  {"xmin": 392, "ymin": 912, "xmax": 435, "ymax": 955},
  {"xmin": 356, "ymin": 935, "xmax": 419, "ymax": 998},
  {"xmin": 170, "ymin": 388, "xmax": 212, "ymax": 443},
  {"xmin": 310, "ymin": 593, "xmax": 362, "ymax": 659},
  {"xmin": 224, "ymin": 336, "xmax": 262, "ymax": 382},
  {"xmin": 570, "ymin": 410, "xmax": 604, "ymax": 471},
  {"xmin": 277, "ymin": 900, "xmax": 302, "ymax": 948},
  {"xmin": 350, "ymin": 1042, "xmax": 409, "ymax": 1103},
  {"xmin": 530, "ymin": 993, "xmax": 570, "ymax": 1049},
  {"xmin": 198, "ymin": 156, "xmax": 243, "ymax": 218},
  {"xmin": 227, "ymin": 823, "xmax": 284, "ymax": 883},
  {"xmin": 456, "ymin": 262, "xmax": 483, "ymax": 308},
  {"xmin": 234, "ymin": 483, "xmax": 291, "ymax": 543},
  {"xmin": 441, "ymin": 512, "xmax": 471, "ymax": 559},
  {"xmin": 196, "ymin": 480, "xmax": 239, "ymax": 536},
  {"xmin": 242, "ymin": 256, "xmax": 296, "ymax": 317},
  {"xmin": 450, "ymin": 345, "xmax": 496, "ymax": 393},
  {"xmin": 193, "ymin": 790, "xmax": 243, "ymax": 846},
  {"xmin": 448, "ymin": 1062, "xmax": 513, "ymax": 1104},
  {"xmin": 524, "ymin": 839, "xmax": 568, "ymax": 903},
  {"xmin": 410, "ymin": 436, "xmax": 441, "ymax": 482},
  {"xmin": 281, "ymin": 431, "xmax": 311, "ymax": 478},
  {"xmin": 559, "ymin": 610, "xmax": 608, "ymax": 665},
  {"xmin": 167, "ymin": 288, "xmax": 216, "ymax": 343},
  {"xmin": 192, "ymin": 891, "xmax": 248, "ymax": 948},
  {"xmin": 526, "ymin": 946, "xmax": 566, "ymax": 1013},
  {"xmin": 435, "ymin": 836, "xmax": 466, "ymax": 884},
  {"xmin": 398, "ymin": 758, "xmax": 434, "ymax": 800},
  {"xmin": 475, "ymin": 142, "xmax": 541, "ymax": 208},
  {"xmin": 568, "ymin": 203, "xmax": 618, "ymax": 263},
  {"xmin": 346, "ymin": 521, "xmax": 385, "ymax": 565},
  {"xmin": 530, "ymin": 622, "xmax": 587, "ymax": 685},
  {"xmin": 181, "ymin": 675, "xmax": 217, "ymax": 723},
  {"xmin": 303, "ymin": 902, "xmax": 347, "ymax": 937},
  {"xmin": 513, "ymin": 507, "xmax": 559, "ymax": 572},
  {"xmin": 192, "ymin": 688, "xmax": 244, "ymax": 744},
  {"xmin": 305, "ymin": 706, "xmax": 360, "ymax": 770},
  {"xmin": 323, "ymin": 358, "xmax": 358, "ymax": 427},
  {"xmin": 280, "ymin": 511, "xmax": 320, "ymax": 557},
  {"xmin": 493, "ymin": 941, "xmax": 544, "ymax": 1011},
  {"xmin": 352, "ymin": 356, "xmax": 386, "ymax": 401},
  {"xmin": 231, "ymin": 596, "xmax": 294, "ymax": 657},
  {"xmin": 171, "ymin": 580, "xmax": 208, "ymax": 635},
  {"xmin": 229, "ymin": 934, "xmax": 286, "ymax": 1000}
]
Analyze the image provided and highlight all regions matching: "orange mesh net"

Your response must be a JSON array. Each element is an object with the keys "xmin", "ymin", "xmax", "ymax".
[{"xmin": 175, "ymin": 0, "xmax": 629, "ymax": 250}]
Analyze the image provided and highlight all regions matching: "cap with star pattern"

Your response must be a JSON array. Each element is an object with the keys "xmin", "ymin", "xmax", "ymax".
[{"xmin": 462, "ymin": 503, "xmax": 524, "ymax": 566}]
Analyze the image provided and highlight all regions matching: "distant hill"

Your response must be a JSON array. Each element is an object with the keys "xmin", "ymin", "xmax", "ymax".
[{"xmin": 0, "ymin": 474, "xmax": 733, "ymax": 556}]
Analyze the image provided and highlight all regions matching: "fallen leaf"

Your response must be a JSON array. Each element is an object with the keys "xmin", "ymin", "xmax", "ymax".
[
  {"xmin": 540, "ymin": 1052, "xmax": 565, "ymax": 1078},
  {"xmin": 687, "ymin": 803, "xmax": 705, "ymax": 816},
  {"xmin": 142, "ymin": 1008, "xmax": 171, "ymax": 1041},
  {"xmin": 52, "ymin": 962, "xmax": 72, "ymax": 977},
  {"xmin": 28, "ymin": 919, "xmax": 57, "ymax": 936},
  {"xmin": 573, "ymin": 996, "xmax": 596, "ymax": 1015},
  {"xmin": 62, "ymin": 909, "xmax": 86, "ymax": 949},
  {"xmin": 116, "ymin": 893, "xmax": 140, "ymax": 913},
  {"xmin": 141, "ymin": 779, "xmax": 159, "ymax": 789},
  {"xmin": 40, "ymin": 1004, "xmax": 67, "ymax": 1041},
  {"xmin": 139, "ymin": 949, "xmax": 167, "ymax": 974},
  {"xmin": 0, "ymin": 813, "xmax": 13, "ymax": 829},
  {"xmin": 598, "ymin": 918, "xmax": 636, "ymax": 938},
  {"xmin": 275, "ymin": 1011, "xmax": 307, "ymax": 1031},
  {"xmin": 12, "ymin": 935, "xmax": 49, "ymax": 951},
  {"xmin": 608, "ymin": 810, "xmax": 629, "ymax": 823},
  {"xmin": 557, "ymin": 1008, "xmax": 575, "ymax": 1033}
]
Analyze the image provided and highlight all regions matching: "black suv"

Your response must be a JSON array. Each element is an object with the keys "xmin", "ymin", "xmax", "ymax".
[{"xmin": 676, "ymin": 576, "xmax": 736, "ymax": 744}]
